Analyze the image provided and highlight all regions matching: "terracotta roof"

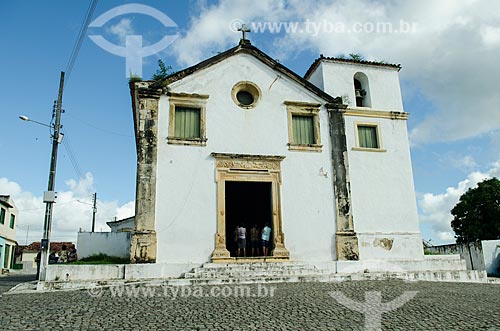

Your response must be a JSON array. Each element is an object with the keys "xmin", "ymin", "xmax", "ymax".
[
  {"xmin": 304, "ymin": 54, "xmax": 402, "ymax": 80},
  {"xmin": 16, "ymin": 241, "xmax": 74, "ymax": 254}
]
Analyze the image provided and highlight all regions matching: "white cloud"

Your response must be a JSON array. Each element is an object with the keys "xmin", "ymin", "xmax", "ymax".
[
  {"xmin": 171, "ymin": 0, "xmax": 290, "ymax": 66},
  {"xmin": 418, "ymin": 160, "xmax": 500, "ymax": 244},
  {"xmin": 170, "ymin": 0, "xmax": 500, "ymax": 145},
  {"xmin": 108, "ymin": 18, "xmax": 135, "ymax": 43},
  {"xmin": 439, "ymin": 153, "xmax": 478, "ymax": 171},
  {"xmin": 0, "ymin": 174, "xmax": 134, "ymax": 245},
  {"xmin": 481, "ymin": 25, "xmax": 500, "ymax": 47}
]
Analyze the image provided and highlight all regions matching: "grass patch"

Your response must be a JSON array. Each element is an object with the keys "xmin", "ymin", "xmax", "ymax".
[
  {"xmin": 424, "ymin": 249, "xmax": 441, "ymax": 255},
  {"xmin": 70, "ymin": 253, "xmax": 130, "ymax": 265}
]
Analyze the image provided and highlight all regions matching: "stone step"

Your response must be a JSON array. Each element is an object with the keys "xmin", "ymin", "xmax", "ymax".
[
  {"xmin": 191, "ymin": 265, "xmax": 319, "ymax": 273},
  {"xmin": 184, "ymin": 268, "xmax": 332, "ymax": 279},
  {"xmin": 175, "ymin": 270, "xmax": 489, "ymax": 286},
  {"xmin": 199, "ymin": 262, "xmax": 307, "ymax": 269},
  {"xmin": 184, "ymin": 262, "xmax": 325, "ymax": 279},
  {"xmin": 7, "ymin": 270, "xmax": 488, "ymax": 294}
]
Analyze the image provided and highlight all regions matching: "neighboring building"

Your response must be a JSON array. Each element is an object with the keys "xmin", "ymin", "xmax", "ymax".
[
  {"xmin": 0, "ymin": 195, "xmax": 17, "ymax": 270},
  {"xmin": 126, "ymin": 39, "xmax": 458, "ymax": 276},
  {"xmin": 106, "ymin": 216, "xmax": 135, "ymax": 233},
  {"xmin": 15, "ymin": 241, "xmax": 73, "ymax": 273}
]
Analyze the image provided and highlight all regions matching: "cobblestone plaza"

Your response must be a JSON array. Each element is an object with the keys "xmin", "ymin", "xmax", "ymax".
[{"xmin": 1, "ymin": 276, "xmax": 500, "ymax": 330}]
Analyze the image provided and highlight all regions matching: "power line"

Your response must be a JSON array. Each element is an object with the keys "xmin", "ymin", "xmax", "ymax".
[
  {"xmin": 65, "ymin": 0, "xmax": 99, "ymax": 83},
  {"xmin": 62, "ymin": 133, "xmax": 84, "ymax": 179},
  {"xmin": 65, "ymin": 112, "xmax": 134, "ymax": 138},
  {"xmin": 17, "ymin": 198, "xmax": 84, "ymax": 212}
]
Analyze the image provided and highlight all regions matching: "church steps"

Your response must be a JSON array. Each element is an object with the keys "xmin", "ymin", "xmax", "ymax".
[
  {"xmin": 176, "ymin": 270, "xmax": 488, "ymax": 286},
  {"xmin": 8, "ymin": 270, "xmax": 488, "ymax": 294},
  {"xmin": 183, "ymin": 262, "xmax": 327, "ymax": 279}
]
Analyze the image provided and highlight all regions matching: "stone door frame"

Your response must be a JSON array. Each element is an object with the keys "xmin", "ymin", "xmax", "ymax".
[{"xmin": 210, "ymin": 153, "xmax": 290, "ymax": 262}]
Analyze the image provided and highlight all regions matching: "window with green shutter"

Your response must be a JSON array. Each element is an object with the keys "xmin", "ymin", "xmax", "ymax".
[
  {"xmin": 286, "ymin": 102, "xmax": 322, "ymax": 152},
  {"xmin": 0, "ymin": 208, "xmax": 5, "ymax": 225},
  {"xmin": 358, "ymin": 125, "xmax": 379, "ymax": 149},
  {"xmin": 292, "ymin": 115, "xmax": 315, "ymax": 145},
  {"xmin": 167, "ymin": 95, "xmax": 208, "ymax": 146},
  {"xmin": 174, "ymin": 106, "xmax": 201, "ymax": 139},
  {"xmin": 9, "ymin": 214, "xmax": 15, "ymax": 229}
]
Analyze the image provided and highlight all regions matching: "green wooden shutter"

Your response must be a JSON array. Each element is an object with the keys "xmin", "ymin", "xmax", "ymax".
[
  {"xmin": 174, "ymin": 107, "xmax": 201, "ymax": 138},
  {"xmin": 9, "ymin": 214, "xmax": 15, "ymax": 229},
  {"xmin": 358, "ymin": 126, "xmax": 379, "ymax": 148},
  {"xmin": 0, "ymin": 208, "xmax": 4, "ymax": 224},
  {"xmin": 292, "ymin": 115, "xmax": 314, "ymax": 145},
  {"xmin": 4, "ymin": 245, "xmax": 10, "ymax": 269}
]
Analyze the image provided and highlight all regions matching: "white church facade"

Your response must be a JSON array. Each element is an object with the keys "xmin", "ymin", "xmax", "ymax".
[{"xmin": 128, "ymin": 39, "xmax": 427, "ymax": 274}]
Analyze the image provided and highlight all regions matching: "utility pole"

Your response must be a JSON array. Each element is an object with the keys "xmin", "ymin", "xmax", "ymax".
[
  {"xmin": 25, "ymin": 225, "xmax": 29, "ymax": 245},
  {"xmin": 91, "ymin": 192, "xmax": 97, "ymax": 232},
  {"xmin": 39, "ymin": 71, "xmax": 65, "ymax": 282}
]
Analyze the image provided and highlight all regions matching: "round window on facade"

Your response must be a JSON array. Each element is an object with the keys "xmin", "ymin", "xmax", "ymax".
[{"xmin": 231, "ymin": 81, "xmax": 261, "ymax": 109}]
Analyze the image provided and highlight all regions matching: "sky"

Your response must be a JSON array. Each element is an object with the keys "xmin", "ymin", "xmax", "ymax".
[{"xmin": 0, "ymin": 0, "xmax": 499, "ymax": 247}]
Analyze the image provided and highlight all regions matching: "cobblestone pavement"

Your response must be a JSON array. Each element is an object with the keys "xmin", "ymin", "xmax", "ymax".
[
  {"xmin": 1, "ymin": 277, "xmax": 500, "ymax": 331},
  {"xmin": 0, "ymin": 274, "xmax": 35, "ymax": 295}
]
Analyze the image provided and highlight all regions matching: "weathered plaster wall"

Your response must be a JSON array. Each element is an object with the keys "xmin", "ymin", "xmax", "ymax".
[
  {"xmin": 312, "ymin": 60, "xmax": 424, "ymax": 260},
  {"xmin": 344, "ymin": 115, "xmax": 423, "ymax": 260},
  {"xmin": 155, "ymin": 53, "xmax": 338, "ymax": 263}
]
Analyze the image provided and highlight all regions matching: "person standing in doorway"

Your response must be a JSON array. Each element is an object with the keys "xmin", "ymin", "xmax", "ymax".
[
  {"xmin": 249, "ymin": 224, "xmax": 259, "ymax": 257},
  {"xmin": 237, "ymin": 223, "xmax": 247, "ymax": 257},
  {"xmin": 261, "ymin": 223, "xmax": 272, "ymax": 256}
]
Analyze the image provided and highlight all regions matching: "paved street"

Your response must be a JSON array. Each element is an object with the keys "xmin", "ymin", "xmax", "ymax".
[
  {"xmin": 0, "ymin": 274, "xmax": 35, "ymax": 295},
  {"xmin": 0, "ymin": 276, "xmax": 499, "ymax": 331}
]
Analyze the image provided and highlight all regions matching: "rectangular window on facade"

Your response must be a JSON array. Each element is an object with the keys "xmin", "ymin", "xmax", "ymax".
[
  {"xmin": 9, "ymin": 214, "xmax": 15, "ymax": 229},
  {"xmin": 174, "ymin": 106, "xmax": 201, "ymax": 139},
  {"xmin": 357, "ymin": 125, "xmax": 379, "ymax": 149},
  {"xmin": 0, "ymin": 208, "xmax": 4, "ymax": 225},
  {"xmin": 167, "ymin": 93, "xmax": 208, "ymax": 146},
  {"xmin": 292, "ymin": 115, "xmax": 315, "ymax": 145},
  {"xmin": 286, "ymin": 101, "xmax": 322, "ymax": 152}
]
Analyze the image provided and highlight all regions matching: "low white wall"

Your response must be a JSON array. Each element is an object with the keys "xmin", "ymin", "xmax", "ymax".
[
  {"xmin": 336, "ymin": 255, "xmax": 466, "ymax": 273},
  {"xmin": 426, "ymin": 242, "xmax": 485, "ymax": 271},
  {"xmin": 46, "ymin": 264, "xmax": 125, "ymax": 281},
  {"xmin": 45, "ymin": 263, "xmax": 199, "ymax": 281},
  {"xmin": 481, "ymin": 239, "xmax": 500, "ymax": 277},
  {"xmin": 77, "ymin": 232, "xmax": 131, "ymax": 259}
]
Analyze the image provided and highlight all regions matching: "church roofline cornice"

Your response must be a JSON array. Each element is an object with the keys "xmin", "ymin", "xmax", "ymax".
[
  {"xmin": 211, "ymin": 153, "xmax": 286, "ymax": 162},
  {"xmin": 304, "ymin": 55, "xmax": 402, "ymax": 80},
  {"xmin": 141, "ymin": 42, "xmax": 343, "ymax": 106}
]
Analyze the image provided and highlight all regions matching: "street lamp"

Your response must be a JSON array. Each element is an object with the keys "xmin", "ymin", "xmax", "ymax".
[
  {"xmin": 19, "ymin": 115, "xmax": 52, "ymax": 128},
  {"xmin": 20, "ymin": 71, "xmax": 65, "ymax": 281}
]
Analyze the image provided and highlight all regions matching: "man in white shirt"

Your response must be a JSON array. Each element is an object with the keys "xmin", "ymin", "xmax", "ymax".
[{"xmin": 261, "ymin": 223, "xmax": 272, "ymax": 256}]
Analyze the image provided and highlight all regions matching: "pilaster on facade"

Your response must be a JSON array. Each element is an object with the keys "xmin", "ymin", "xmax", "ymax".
[
  {"xmin": 326, "ymin": 104, "xmax": 359, "ymax": 261},
  {"xmin": 130, "ymin": 82, "xmax": 162, "ymax": 263}
]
